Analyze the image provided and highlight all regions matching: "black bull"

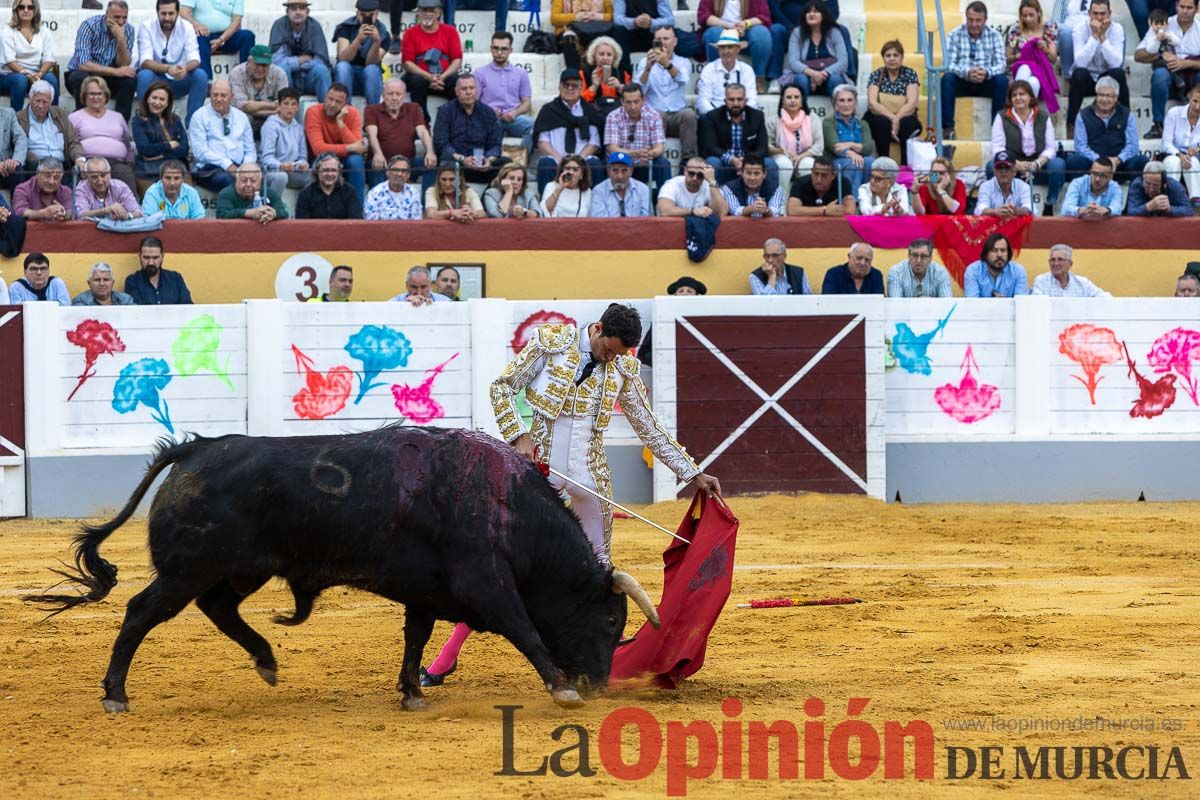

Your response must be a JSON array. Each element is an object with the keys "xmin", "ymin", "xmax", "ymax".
[{"xmin": 26, "ymin": 426, "xmax": 661, "ymax": 713}]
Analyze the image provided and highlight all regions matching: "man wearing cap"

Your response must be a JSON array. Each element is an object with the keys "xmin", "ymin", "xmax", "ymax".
[
  {"xmin": 604, "ymin": 83, "xmax": 670, "ymax": 190},
  {"xmin": 230, "ymin": 44, "xmax": 289, "ymax": 136},
  {"xmin": 975, "ymin": 151, "xmax": 1033, "ymax": 217},
  {"xmin": 533, "ymin": 70, "xmax": 603, "ymax": 193},
  {"xmin": 749, "ymin": 238, "xmax": 811, "ymax": 295},
  {"xmin": 180, "ymin": 0, "xmax": 256, "ymax": 81},
  {"xmin": 269, "ymin": 0, "xmax": 332, "ymax": 103},
  {"xmin": 635, "ymin": 26, "xmax": 698, "ymax": 162},
  {"xmin": 590, "ymin": 151, "xmax": 653, "ymax": 216},
  {"xmin": 695, "ymin": 29, "xmax": 760, "ymax": 115},
  {"xmin": 401, "ymin": 0, "xmax": 463, "ymax": 121},
  {"xmin": 135, "ymin": 0, "xmax": 208, "ymax": 123},
  {"xmin": 334, "ymin": 0, "xmax": 391, "ymax": 106},
  {"xmin": 432, "ymin": 73, "xmax": 507, "ymax": 186}
]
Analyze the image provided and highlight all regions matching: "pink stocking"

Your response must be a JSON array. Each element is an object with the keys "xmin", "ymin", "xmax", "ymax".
[{"xmin": 428, "ymin": 622, "xmax": 471, "ymax": 674}]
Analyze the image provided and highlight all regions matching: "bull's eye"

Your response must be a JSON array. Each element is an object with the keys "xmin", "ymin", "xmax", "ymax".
[{"xmin": 607, "ymin": 615, "xmax": 618, "ymax": 631}]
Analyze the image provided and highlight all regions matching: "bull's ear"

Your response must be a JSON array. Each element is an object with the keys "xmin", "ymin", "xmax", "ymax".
[{"xmin": 611, "ymin": 570, "xmax": 660, "ymax": 629}]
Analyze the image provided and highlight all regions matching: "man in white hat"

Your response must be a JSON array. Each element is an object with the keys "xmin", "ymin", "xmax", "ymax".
[{"xmin": 695, "ymin": 28, "xmax": 759, "ymax": 114}]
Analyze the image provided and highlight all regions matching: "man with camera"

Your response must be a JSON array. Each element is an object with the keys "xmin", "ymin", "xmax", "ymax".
[
  {"xmin": 634, "ymin": 26, "xmax": 698, "ymax": 162},
  {"xmin": 401, "ymin": 0, "xmax": 463, "ymax": 121},
  {"xmin": 334, "ymin": 0, "xmax": 392, "ymax": 105}
]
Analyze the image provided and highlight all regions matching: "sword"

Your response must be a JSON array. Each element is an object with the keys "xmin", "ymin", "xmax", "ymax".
[{"xmin": 545, "ymin": 465, "xmax": 692, "ymax": 545}]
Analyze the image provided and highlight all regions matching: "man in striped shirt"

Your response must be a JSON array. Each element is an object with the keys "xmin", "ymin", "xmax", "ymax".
[
  {"xmin": 939, "ymin": 1, "xmax": 1008, "ymax": 140},
  {"xmin": 66, "ymin": 1, "xmax": 137, "ymax": 118},
  {"xmin": 1031, "ymin": 244, "xmax": 1112, "ymax": 297},
  {"xmin": 887, "ymin": 239, "xmax": 955, "ymax": 298}
]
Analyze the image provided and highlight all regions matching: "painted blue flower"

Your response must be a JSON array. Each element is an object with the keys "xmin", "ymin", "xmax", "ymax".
[
  {"xmin": 344, "ymin": 325, "xmax": 412, "ymax": 404},
  {"xmin": 893, "ymin": 306, "xmax": 956, "ymax": 376},
  {"xmin": 112, "ymin": 358, "xmax": 174, "ymax": 432}
]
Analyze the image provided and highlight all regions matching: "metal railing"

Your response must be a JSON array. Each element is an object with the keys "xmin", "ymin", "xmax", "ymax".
[{"xmin": 916, "ymin": 0, "xmax": 950, "ymax": 155}]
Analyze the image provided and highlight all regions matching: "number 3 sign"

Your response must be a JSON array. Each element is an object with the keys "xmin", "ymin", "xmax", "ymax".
[{"xmin": 274, "ymin": 253, "xmax": 336, "ymax": 302}]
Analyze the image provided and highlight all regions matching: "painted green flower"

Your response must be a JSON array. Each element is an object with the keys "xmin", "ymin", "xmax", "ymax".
[{"xmin": 172, "ymin": 314, "xmax": 233, "ymax": 390}]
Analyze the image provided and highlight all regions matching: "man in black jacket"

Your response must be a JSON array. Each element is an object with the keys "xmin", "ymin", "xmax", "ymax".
[
  {"xmin": 749, "ymin": 238, "xmax": 811, "ymax": 295},
  {"xmin": 295, "ymin": 153, "xmax": 364, "ymax": 219},
  {"xmin": 698, "ymin": 83, "xmax": 774, "ymax": 185}
]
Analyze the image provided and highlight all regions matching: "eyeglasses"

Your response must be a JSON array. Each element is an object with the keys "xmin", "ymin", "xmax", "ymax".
[
  {"xmin": 869, "ymin": 174, "xmax": 890, "ymax": 182},
  {"xmin": 86, "ymin": 91, "xmax": 106, "ymax": 98},
  {"xmin": 685, "ymin": 170, "xmax": 704, "ymax": 178},
  {"xmin": 222, "ymin": 117, "xmax": 231, "ymax": 136},
  {"xmin": 17, "ymin": 4, "xmax": 35, "ymax": 10}
]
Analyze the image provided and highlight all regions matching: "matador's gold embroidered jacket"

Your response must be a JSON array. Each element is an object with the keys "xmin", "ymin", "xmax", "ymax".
[{"xmin": 490, "ymin": 323, "xmax": 701, "ymax": 484}]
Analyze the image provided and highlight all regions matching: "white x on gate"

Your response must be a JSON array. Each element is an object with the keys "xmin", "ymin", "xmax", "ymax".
[{"xmin": 673, "ymin": 315, "xmax": 869, "ymax": 494}]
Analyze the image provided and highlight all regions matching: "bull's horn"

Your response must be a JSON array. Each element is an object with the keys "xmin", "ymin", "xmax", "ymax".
[{"xmin": 612, "ymin": 570, "xmax": 660, "ymax": 629}]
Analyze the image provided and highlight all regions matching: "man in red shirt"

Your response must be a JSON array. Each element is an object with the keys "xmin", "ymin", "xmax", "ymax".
[
  {"xmin": 305, "ymin": 82, "xmax": 368, "ymax": 199},
  {"xmin": 400, "ymin": 0, "xmax": 462, "ymax": 121},
  {"xmin": 365, "ymin": 77, "xmax": 436, "ymax": 189}
]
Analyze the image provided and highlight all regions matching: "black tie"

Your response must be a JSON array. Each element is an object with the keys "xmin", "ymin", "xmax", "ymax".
[{"xmin": 576, "ymin": 355, "xmax": 597, "ymax": 385}]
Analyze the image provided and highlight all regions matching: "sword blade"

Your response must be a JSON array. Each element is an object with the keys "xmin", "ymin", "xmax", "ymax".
[{"xmin": 546, "ymin": 466, "xmax": 692, "ymax": 545}]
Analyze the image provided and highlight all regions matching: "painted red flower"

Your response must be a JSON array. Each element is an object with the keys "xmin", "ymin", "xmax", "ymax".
[
  {"xmin": 1124, "ymin": 341, "xmax": 1177, "ymax": 419},
  {"xmin": 66, "ymin": 319, "xmax": 126, "ymax": 401},
  {"xmin": 934, "ymin": 345, "xmax": 1001, "ymax": 423},
  {"xmin": 510, "ymin": 310, "xmax": 576, "ymax": 355},
  {"xmin": 291, "ymin": 344, "xmax": 353, "ymax": 420},
  {"xmin": 1058, "ymin": 323, "xmax": 1124, "ymax": 405}
]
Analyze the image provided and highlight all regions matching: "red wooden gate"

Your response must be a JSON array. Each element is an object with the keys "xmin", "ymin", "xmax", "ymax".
[{"xmin": 0, "ymin": 305, "xmax": 25, "ymax": 516}]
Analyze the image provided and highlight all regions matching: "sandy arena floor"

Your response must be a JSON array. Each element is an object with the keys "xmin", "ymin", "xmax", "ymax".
[{"xmin": 1, "ymin": 494, "xmax": 1197, "ymax": 799}]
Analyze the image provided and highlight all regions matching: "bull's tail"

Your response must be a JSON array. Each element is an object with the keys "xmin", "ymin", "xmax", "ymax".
[
  {"xmin": 272, "ymin": 583, "xmax": 321, "ymax": 626},
  {"xmin": 24, "ymin": 437, "xmax": 202, "ymax": 617}
]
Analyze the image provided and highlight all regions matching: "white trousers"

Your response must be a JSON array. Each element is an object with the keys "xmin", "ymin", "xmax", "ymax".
[
  {"xmin": 1163, "ymin": 154, "xmax": 1200, "ymax": 199},
  {"xmin": 547, "ymin": 413, "xmax": 609, "ymax": 565}
]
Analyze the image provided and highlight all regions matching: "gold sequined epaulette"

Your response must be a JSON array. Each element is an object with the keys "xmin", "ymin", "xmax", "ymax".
[
  {"xmin": 613, "ymin": 353, "xmax": 641, "ymax": 379},
  {"xmin": 536, "ymin": 324, "xmax": 578, "ymax": 353}
]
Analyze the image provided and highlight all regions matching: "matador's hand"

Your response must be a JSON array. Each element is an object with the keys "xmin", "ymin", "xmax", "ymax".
[
  {"xmin": 513, "ymin": 433, "xmax": 536, "ymax": 460},
  {"xmin": 689, "ymin": 473, "xmax": 722, "ymax": 499}
]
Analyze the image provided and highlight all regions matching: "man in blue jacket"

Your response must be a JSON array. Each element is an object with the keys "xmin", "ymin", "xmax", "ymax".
[{"xmin": 822, "ymin": 242, "xmax": 884, "ymax": 295}]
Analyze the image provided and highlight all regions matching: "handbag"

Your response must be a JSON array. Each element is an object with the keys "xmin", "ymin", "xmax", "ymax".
[
  {"xmin": 523, "ymin": 30, "xmax": 559, "ymax": 54},
  {"xmin": 804, "ymin": 56, "xmax": 838, "ymax": 72},
  {"xmin": 906, "ymin": 139, "xmax": 938, "ymax": 172},
  {"xmin": 569, "ymin": 20, "xmax": 614, "ymax": 37}
]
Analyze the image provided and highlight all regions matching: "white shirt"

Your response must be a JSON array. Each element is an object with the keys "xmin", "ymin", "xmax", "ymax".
[
  {"xmin": 1162, "ymin": 103, "xmax": 1200, "ymax": 155},
  {"xmin": 1169, "ymin": 15, "xmax": 1200, "ymax": 58},
  {"xmin": 856, "ymin": 182, "xmax": 914, "ymax": 216},
  {"xmin": 1137, "ymin": 28, "xmax": 1182, "ymax": 56},
  {"xmin": 1073, "ymin": 20, "xmax": 1124, "ymax": 79},
  {"xmin": 659, "ymin": 175, "xmax": 713, "ymax": 209},
  {"xmin": 1031, "ymin": 271, "xmax": 1111, "ymax": 297},
  {"xmin": 0, "ymin": 278, "xmax": 7, "ymax": 305},
  {"xmin": 696, "ymin": 59, "xmax": 759, "ymax": 114},
  {"xmin": 135, "ymin": 18, "xmax": 201, "ymax": 70},
  {"xmin": 541, "ymin": 182, "xmax": 591, "ymax": 218},
  {"xmin": 536, "ymin": 99, "xmax": 599, "ymax": 158},
  {"xmin": 0, "ymin": 26, "xmax": 55, "ymax": 74},
  {"xmin": 720, "ymin": 3, "xmax": 743, "ymax": 25}
]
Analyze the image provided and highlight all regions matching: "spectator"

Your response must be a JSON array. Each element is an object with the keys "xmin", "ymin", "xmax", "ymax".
[
  {"xmin": 1031, "ymin": 243, "xmax": 1111, "ymax": 296},
  {"xmin": 401, "ymin": 0, "xmax": 461, "ymax": 121},
  {"xmin": 72, "ymin": 262, "xmax": 134, "ymax": 306},
  {"xmin": 0, "ymin": 272, "xmax": 5, "ymax": 304},
  {"xmin": 657, "ymin": 156, "xmax": 728, "ymax": 216},
  {"xmin": 483, "ymin": 161, "xmax": 543, "ymax": 218},
  {"xmin": 366, "ymin": 78, "xmax": 434, "ymax": 188},
  {"xmin": 230, "ymin": 44, "xmax": 288, "ymax": 137},
  {"xmin": 70, "ymin": 76, "xmax": 136, "ymax": 190},
  {"xmin": 963, "ymin": 232, "xmax": 1028, "ymax": 297},
  {"xmin": 1065, "ymin": 0, "xmax": 1128, "ymax": 131},
  {"xmin": 634, "ymin": 26, "xmax": 698, "ymax": 163},
  {"xmin": 787, "ymin": 153, "xmax": 856, "ymax": 215},
  {"xmin": 1139, "ymin": 0, "xmax": 1200, "ymax": 141},
  {"xmin": 215, "ymin": 161, "xmax": 290, "ymax": 222},
  {"xmin": 915, "ymin": 156, "xmax": 967, "ymax": 214},
  {"xmin": 135, "ymin": 0, "xmax": 207, "ymax": 124},
  {"xmin": 637, "ymin": 274, "xmax": 705, "ymax": 367},
  {"xmin": 940, "ymin": 1, "xmax": 1007, "ymax": 140},
  {"xmin": 990, "ymin": 80, "xmax": 1064, "ymax": 216},
  {"xmin": 1067, "ymin": 76, "xmax": 1146, "ymax": 181},
  {"xmin": 0, "ymin": 0, "xmax": 57, "ymax": 112},
  {"xmin": 823, "ymin": 83, "xmax": 874, "ymax": 195},
  {"xmin": 534, "ymin": 70, "xmax": 602, "ymax": 193},
  {"xmin": 131, "ymin": 81, "xmax": 189, "ymax": 193},
  {"xmin": 424, "ymin": 161, "xmax": 482, "ymax": 222},
  {"xmin": 696, "ymin": 29, "xmax": 759, "ymax": 114},
  {"xmin": 612, "ymin": 0, "xmax": 678, "ymax": 65},
  {"xmin": 260, "ymin": 86, "xmax": 308, "ymax": 195},
  {"xmin": 589, "ymin": 150, "xmax": 651, "ymax": 216},
  {"xmin": 125, "ymin": 236, "xmax": 194, "ymax": 304},
  {"xmin": 886, "ymin": 238, "xmax": 954, "ymax": 298},
  {"xmin": 432, "ymin": 73, "xmax": 507, "ymax": 186},
  {"xmin": 0, "ymin": 189, "xmax": 22, "ymax": 252},
  {"xmin": 749, "ymin": 237, "xmax": 811, "ymax": 294},
  {"xmin": 700, "ymin": 82, "xmax": 772, "ymax": 184},
  {"xmin": 605, "ymin": 82, "xmax": 669, "ymax": 189},
  {"xmin": 975, "ymin": 150, "xmax": 1033, "ymax": 216},
  {"xmin": 822, "ymin": 242, "xmax": 884, "ymax": 295},
  {"xmin": 1160, "ymin": 82, "xmax": 1200, "ymax": 199},
  {"xmin": 786, "ymin": 0, "xmax": 848, "ymax": 98},
  {"xmin": 1127, "ymin": 160, "xmax": 1193, "ymax": 215},
  {"xmin": 434, "ymin": 265, "xmax": 459, "ymax": 300},
  {"xmin": 269, "ymin": 0, "xmax": 331, "ymax": 102},
  {"xmin": 1135, "ymin": 6, "xmax": 1182, "ymax": 91},
  {"xmin": 857, "ymin": 156, "xmax": 913, "ymax": 216},
  {"xmin": 364, "ymin": 154, "xmax": 423, "ymax": 220},
  {"xmin": 0, "ymin": 98, "xmax": 26, "ymax": 190},
  {"xmin": 296, "ymin": 152, "xmax": 363, "ymax": 219},
  {"xmin": 17, "ymin": 80, "xmax": 83, "ymax": 175},
  {"xmin": 769, "ymin": 84, "xmax": 822, "ymax": 178},
  {"xmin": 75, "ymin": 156, "xmax": 141, "ymax": 221},
  {"xmin": 181, "ymin": 0, "xmax": 255, "ymax": 80},
  {"xmin": 392, "ymin": 264, "xmax": 449, "ymax": 304},
  {"xmin": 66, "ymin": 1, "xmax": 136, "ymax": 119},
  {"xmin": 542, "ymin": 153, "xmax": 593, "ymax": 217},
  {"xmin": 1006, "ymin": 0, "xmax": 1058, "ymax": 109},
  {"xmin": 1176, "ymin": 272, "xmax": 1200, "ymax": 296},
  {"xmin": 189, "ymin": 79, "xmax": 255, "ymax": 191},
  {"xmin": 309, "ymin": 264, "xmax": 353, "ymax": 302},
  {"xmin": 1055, "ymin": 0, "xmax": 1091, "ymax": 75},
  {"xmin": 1062, "ymin": 156, "xmax": 1122, "ymax": 218},
  {"xmin": 305, "ymin": 83, "xmax": 368, "ymax": 198},
  {"xmin": 864, "ymin": 39, "xmax": 922, "ymax": 164},
  {"xmin": 721, "ymin": 153, "xmax": 783, "ymax": 216},
  {"xmin": 580, "ymin": 37, "xmax": 630, "ymax": 111},
  {"xmin": 8, "ymin": 251, "xmax": 67, "ymax": 304},
  {"xmin": 475, "ymin": 31, "xmax": 533, "ymax": 154},
  {"xmin": 141, "ymin": 158, "xmax": 205, "ymax": 219},
  {"xmin": 551, "ymin": 0, "xmax": 615, "ymax": 72},
  {"xmin": 13, "ymin": 156, "xmax": 73, "ymax": 220},
  {"xmin": 334, "ymin": 0, "xmax": 391, "ymax": 105},
  {"xmin": 697, "ymin": 0, "xmax": 786, "ymax": 94}
]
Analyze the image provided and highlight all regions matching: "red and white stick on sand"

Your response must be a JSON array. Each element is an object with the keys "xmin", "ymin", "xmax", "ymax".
[{"xmin": 737, "ymin": 597, "xmax": 863, "ymax": 609}]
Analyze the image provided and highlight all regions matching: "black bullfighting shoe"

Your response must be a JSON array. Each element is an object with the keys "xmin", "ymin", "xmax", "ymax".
[{"xmin": 420, "ymin": 662, "xmax": 457, "ymax": 687}]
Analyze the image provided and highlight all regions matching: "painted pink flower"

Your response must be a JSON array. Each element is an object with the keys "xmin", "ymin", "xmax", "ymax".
[
  {"xmin": 1058, "ymin": 323, "xmax": 1124, "ymax": 405},
  {"xmin": 934, "ymin": 345, "xmax": 1001, "ymax": 423},
  {"xmin": 291, "ymin": 344, "xmax": 353, "ymax": 420},
  {"xmin": 392, "ymin": 353, "xmax": 460, "ymax": 424},
  {"xmin": 66, "ymin": 319, "xmax": 126, "ymax": 401},
  {"xmin": 510, "ymin": 311, "xmax": 576, "ymax": 355},
  {"xmin": 1146, "ymin": 328, "xmax": 1200, "ymax": 405}
]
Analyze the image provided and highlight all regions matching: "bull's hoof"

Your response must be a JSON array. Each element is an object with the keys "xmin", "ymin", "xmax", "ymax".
[
  {"xmin": 255, "ymin": 664, "xmax": 278, "ymax": 686},
  {"xmin": 551, "ymin": 688, "xmax": 585, "ymax": 709},
  {"xmin": 401, "ymin": 696, "xmax": 429, "ymax": 712},
  {"xmin": 102, "ymin": 698, "xmax": 129, "ymax": 714}
]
